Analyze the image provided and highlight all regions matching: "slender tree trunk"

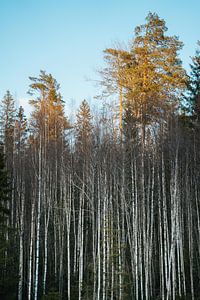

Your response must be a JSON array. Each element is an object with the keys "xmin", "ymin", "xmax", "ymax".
[
  {"xmin": 28, "ymin": 201, "xmax": 35, "ymax": 300},
  {"xmin": 18, "ymin": 183, "xmax": 25, "ymax": 300},
  {"xmin": 34, "ymin": 135, "xmax": 42, "ymax": 300}
]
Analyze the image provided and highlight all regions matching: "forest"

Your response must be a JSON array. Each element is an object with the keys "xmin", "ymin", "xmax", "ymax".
[{"xmin": 0, "ymin": 12, "xmax": 200, "ymax": 300}]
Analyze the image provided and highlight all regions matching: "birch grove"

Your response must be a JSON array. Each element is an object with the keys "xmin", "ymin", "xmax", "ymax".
[
  {"xmin": 1, "ymin": 84, "xmax": 200, "ymax": 300},
  {"xmin": 0, "ymin": 13, "xmax": 200, "ymax": 300}
]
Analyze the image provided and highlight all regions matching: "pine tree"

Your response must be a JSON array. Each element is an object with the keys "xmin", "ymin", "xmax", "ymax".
[
  {"xmin": 28, "ymin": 70, "xmax": 69, "ymax": 299},
  {"xmin": 129, "ymin": 13, "xmax": 186, "ymax": 122},
  {"xmin": 102, "ymin": 13, "xmax": 187, "ymax": 134},
  {"xmin": 29, "ymin": 70, "xmax": 69, "ymax": 139},
  {"xmin": 100, "ymin": 48, "xmax": 133, "ymax": 132}
]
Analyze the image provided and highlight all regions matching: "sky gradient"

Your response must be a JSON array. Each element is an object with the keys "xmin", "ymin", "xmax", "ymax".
[{"xmin": 0, "ymin": 0, "xmax": 200, "ymax": 115}]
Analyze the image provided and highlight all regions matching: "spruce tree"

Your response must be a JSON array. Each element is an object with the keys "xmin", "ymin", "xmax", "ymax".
[
  {"xmin": 187, "ymin": 41, "xmax": 200, "ymax": 121},
  {"xmin": 75, "ymin": 100, "xmax": 93, "ymax": 155},
  {"xmin": 15, "ymin": 106, "xmax": 27, "ymax": 153},
  {"xmin": 0, "ymin": 91, "xmax": 16, "ymax": 171},
  {"xmin": 0, "ymin": 152, "xmax": 17, "ymax": 299},
  {"xmin": 0, "ymin": 152, "xmax": 9, "ymax": 297}
]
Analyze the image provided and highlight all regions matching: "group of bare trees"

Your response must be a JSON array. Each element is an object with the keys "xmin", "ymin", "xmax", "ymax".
[{"xmin": 0, "ymin": 12, "xmax": 200, "ymax": 300}]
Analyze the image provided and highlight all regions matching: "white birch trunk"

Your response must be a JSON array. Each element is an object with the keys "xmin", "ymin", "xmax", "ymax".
[
  {"xmin": 28, "ymin": 202, "xmax": 35, "ymax": 300},
  {"xmin": 18, "ymin": 184, "xmax": 25, "ymax": 300},
  {"xmin": 34, "ymin": 135, "xmax": 42, "ymax": 300}
]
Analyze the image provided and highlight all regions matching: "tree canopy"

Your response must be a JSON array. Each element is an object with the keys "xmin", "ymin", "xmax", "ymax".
[{"xmin": 102, "ymin": 12, "xmax": 187, "ymax": 129}]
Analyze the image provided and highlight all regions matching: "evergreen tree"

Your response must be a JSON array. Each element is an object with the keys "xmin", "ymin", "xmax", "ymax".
[
  {"xmin": 28, "ymin": 70, "xmax": 69, "ymax": 299},
  {"xmin": 102, "ymin": 13, "xmax": 187, "ymax": 134},
  {"xmin": 0, "ymin": 151, "xmax": 17, "ymax": 299},
  {"xmin": 0, "ymin": 91, "xmax": 16, "ymax": 171},
  {"xmin": 0, "ymin": 151, "xmax": 10, "ymax": 296},
  {"xmin": 29, "ymin": 70, "xmax": 69, "ymax": 139},
  {"xmin": 100, "ymin": 48, "xmax": 133, "ymax": 132},
  {"xmin": 129, "ymin": 13, "xmax": 186, "ymax": 122},
  {"xmin": 187, "ymin": 41, "xmax": 200, "ymax": 121},
  {"xmin": 0, "ymin": 152, "xmax": 10, "ymax": 243},
  {"xmin": 75, "ymin": 99, "xmax": 93, "ymax": 155},
  {"xmin": 15, "ymin": 106, "xmax": 28, "ymax": 154},
  {"xmin": 14, "ymin": 106, "xmax": 28, "ymax": 300}
]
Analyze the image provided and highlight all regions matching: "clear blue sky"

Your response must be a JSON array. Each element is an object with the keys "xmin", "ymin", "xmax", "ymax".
[{"xmin": 0, "ymin": 0, "xmax": 200, "ymax": 115}]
